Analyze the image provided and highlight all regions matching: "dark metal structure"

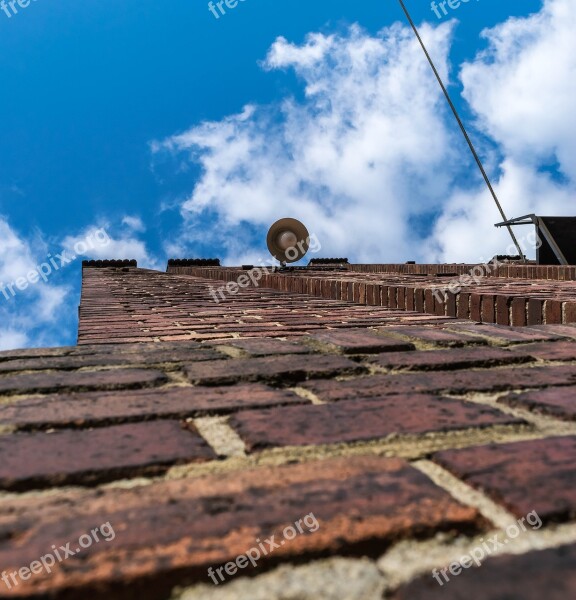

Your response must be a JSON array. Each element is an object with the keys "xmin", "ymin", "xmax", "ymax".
[{"xmin": 495, "ymin": 215, "xmax": 576, "ymax": 265}]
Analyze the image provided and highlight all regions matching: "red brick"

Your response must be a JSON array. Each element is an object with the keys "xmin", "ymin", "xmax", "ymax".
[
  {"xmin": 496, "ymin": 295, "xmax": 511, "ymax": 325},
  {"xmin": 445, "ymin": 291, "xmax": 457, "ymax": 318},
  {"xmin": 0, "ymin": 346, "xmax": 75, "ymax": 360},
  {"xmin": 303, "ymin": 365, "xmax": 576, "ymax": 399},
  {"xmin": 0, "ymin": 421, "xmax": 215, "ymax": 491},
  {"xmin": 406, "ymin": 287, "xmax": 415, "ymax": 311},
  {"xmin": 306, "ymin": 329, "xmax": 415, "ymax": 354},
  {"xmin": 446, "ymin": 323, "xmax": 564, "ymax": 343},
  {"xmin": 415, "ymin": 288, "xmax": 425, "ymax": 312},
  {"xmin": 380, "ymin": 285, "xmax": 389, "ymax": 306},
  {"xmin": 229, "ymin": 396, "xmax": 524, "ymax": 451},
  {"xmin": 481, "ymin": 295, "xmax": 495, "ymax": 323},
  {"xmin": 470, "ymin": 293, "xmax": 482, "ymax": 321},
  {"xmin": 365, "ymin": 283, "xmax": 376, "ymax": 306},
  {"xmin": 545, "ymin": 299, "xmax": 563, "ymax": 324},
  {"xmin": 433, "ymin": 436, "xmax": 576, "ymax": 522},
  {"xmin": 368, "ymin": 347, "xmax": 531, "ymax": 371},
  {"xmin": 375, "ymin": 327, "xmax": 488, "ymax": 347},
  {"xmin": 511, "ymin": 297, "xmax": 527, "ymax": 326},
  {"xmin": 0, "ymin": 349, "xmax": 223, "ymax": 374},
  {"xmin": 565, "ymin": 302, "xmax": 576, "ymax": 324},
  {"xmin": 499, "ymin": 387, "xmax": 576, "ymax": 421},
  {"xmin": 393, "ymin": 544, "xmax": 576, "ymax": 600},
  {"xmin": 457, "ymin": 292, "xmax": 470, "ymax": 319},
  {"xmin": 0, "ymin": 384, "xmax": 306, "ymax": 430},
  {"xmin": 0, "ymin": 456, "xmax": 484, "ymax": 598},
  {"xmin": 213, "ymin": 338, "xmax": 310, "ymax": 357},
  {"xmin": 0, "ymin": 369, "xmax": 167, "ymax": 396},
  {"xmin": 397, "ymin": 286, "xmax": 406, "ymax": 310},
  {"xmin": 424, "ymin": 289, "xmax": 435, "ymax": 313},
  {"xmin": 528, "ymin": 298, "xmax": 544, "ymax": 325},
  {"xmin": 529, "ymin": 324, "xmax": 576, "ymax": 339},
  {"xmin": 185, "ymin": 354, "xmax": 363, "ymax": 385},
  {"xmin": 389, "ymin": 286, "xmax": 398, "ymax": 309},
  {"xmin": 509, "ymin": 340, "xmax": 576, "ymax": 361}
]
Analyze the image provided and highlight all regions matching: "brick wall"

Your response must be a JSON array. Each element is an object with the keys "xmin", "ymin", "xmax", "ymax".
[
  {"xmin": 349, "ymin": 263, "xmax": 576, "ymax": 280},
  {"xmin": 0, "ymin": 265, "xmax": 575, "ymax": 598},
  {"xmin": 169, "ymin": 264, "xmax": 576, "ymax": 327}
]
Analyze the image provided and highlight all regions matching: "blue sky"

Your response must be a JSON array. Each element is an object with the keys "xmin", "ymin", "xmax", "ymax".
[{"xmin": 1, "ymin": 0, "xmax": 573, "ymax": 349}]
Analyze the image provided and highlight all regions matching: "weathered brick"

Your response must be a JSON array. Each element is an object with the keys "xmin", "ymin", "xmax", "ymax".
[
  {"xmin": 470, "ymin": 293, "xmax": 482, "ymax": 321},
  {"xmin": 212, "ymin": 338, "xmax": 310, "ymax": 357},
  {"xmin": 499, "ymin": 387, "xmax": 576, "ymax": 421},
  {"xmin": 528, "ymin": 298, "xmax": 544, "ymax": 325},
  {"xmin": 185, "ymin": 354, "xmax": 363, "ymax": 385},
  {"xmin": 0, "ymin": 384, "xmax": 306, "ymax": 430},
  {"xmin": 495, "ymin": 295, "xmax": 511, "ymax": 326},
  {"xmin": 433, "ymin": 436, "xmax": 576, "ymax": 522},
  {"xmin": 303, "ymin": 365, "xmax": 576, "ymax": 400},
  {"xmin": 405, "ymin": 287, "xmax": 415, "ymax": 311},
  {"xmin": 545, "ymin": 299, "xmax": 563, "ymax": 324},
  {"xmin": 509, "ymin": 340, "xmax": 576, "ymax": 361},
  {"xmin": 0, "ymin": 421, "xmax": 215, "ymax": 491},
  {"xmin": 374, "ymin": 327, "xmax": 487, "ymax": 347},
  {"xmin": 393, "ymin": 544, "xmax": 576, "ymax": 600},
  {"xmin": 305, "ymin": 329, "xmax": 415, "ymax": 354},
  {"xmin": 424, "ymin": 289, "xmax": 435, "ymax": 314},
  {"xmin": 368, "ymin": 347, "xmax": 531, "ymax": 371},
  {"xmin": 481, "ymin": 295, "xmax": 496, "ymax": 323},
  {"xmin": 446, "ymin": 323, "xmax": 564, "ymax": 343},
  {"xmin": 229, "ymin": 396, "xmax": 524, "ymax": 451},
  {"xmin": 0, "ymin": 456, "xmax": 484, "ymax": 598},
  {"xmin": 445, "ymin": 291, "xmax": 457, "ymax": 318},
  {"xmin": 415, "ymin": 288, "xmax": 424, "ymax": 312},
  {"xmin": 529, "ymin": 324, "xmax": 576, "ymax": 339},
  {"xmin": 397, "ymin": 286, "xmax": 406, "ymax": 310},
  {"xmin": 0, "ymin": 349, "xmax": 223, "ymax": 374},
  {"xmin": 0, "ymin": 368, "xmax": 167, "ymax": 396},
  {"xmin": 511, "ymin": 297, "xmax": 527, "ymax": 326},
  {"xmin": 565, "ymin": 302, "xmax": 576, "ymax": 324},
  {"xmin": 457, "ymin": 292, "xmax": 470, "ymax": 319}
]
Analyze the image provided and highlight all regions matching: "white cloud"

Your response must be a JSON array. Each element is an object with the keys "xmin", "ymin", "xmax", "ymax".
[
  {"xmin": 156, "ymin": 22, "xmax": 461, "ymax": 264},
  {"xmin": 61, "ymin": 223, "xmax": 161, "ymax": 270},
  {"xmin": 0, "ymin": 217, "xmax": 70, "ymax": 351},
  {"xmin": 0, "ymin": 217, "xmax": 162, "ymax": 350},
  {"xmin": 0, "ymin": 329, "xmax": 28, "ymax": 351},
  {"xmin": 121, "ymin": 215, "xmax": 146, "ymax": 233},
  {"xmin": 158, "ymin": 1, "xmax": 576, "ymax": 265}
]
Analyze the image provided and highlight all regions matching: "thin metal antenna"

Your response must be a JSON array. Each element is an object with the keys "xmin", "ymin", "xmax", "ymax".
[{"xmin": 397, "ymin": 0, "xmax": 524, "ymax": 259}]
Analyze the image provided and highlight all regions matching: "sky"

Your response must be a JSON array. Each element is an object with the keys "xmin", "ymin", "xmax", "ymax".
[{"xmin": 0, "ymin": 0, "xmax": 574, "ymax": 350}]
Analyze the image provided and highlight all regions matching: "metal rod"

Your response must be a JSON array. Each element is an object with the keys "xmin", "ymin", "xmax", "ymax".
[{"xmin": 397, "ymin": 0, "xmax": 525, "ymax": 260}]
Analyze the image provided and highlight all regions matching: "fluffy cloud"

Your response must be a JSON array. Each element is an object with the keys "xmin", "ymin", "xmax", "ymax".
[
  {"xmin": 61, "ymin": 220, "xmax": 161, "ymax": 270},
  {"xmin": 0, "ymin": 217, "xmax": 71, "ymax": 350},
  {"xmin": 157, "ymin": 21, "xmax": 461, "ymax": 264},
  {"xmin": 0, "ymin": 217, "xmax": 160, "ymax": 350},
  {"xmin": 121, "ymin": 216, "xmax": 146, "ymax": 233},
  {"xmin": 158, "ymin": 0, "xmax": 576, "ymax": 265}
]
